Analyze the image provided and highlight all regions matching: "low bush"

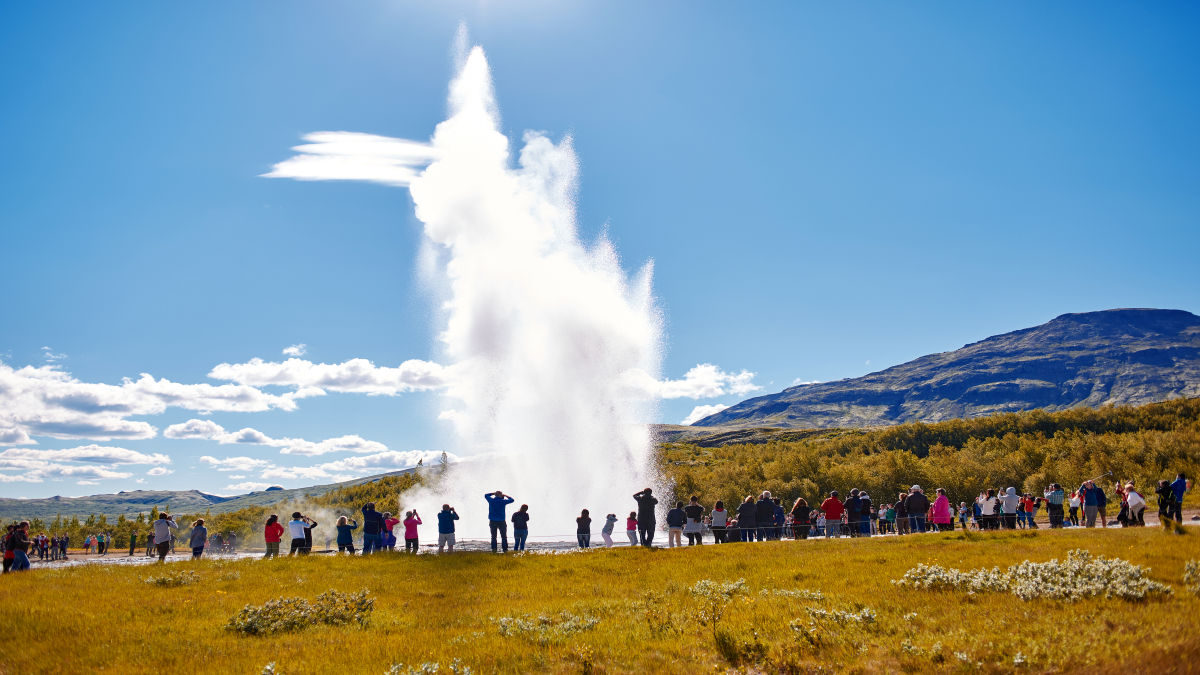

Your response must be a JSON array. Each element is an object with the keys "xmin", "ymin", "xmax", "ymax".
[
  {"xmin": 893, "ymin": 549, "xmax": 1173, "ymax": 601},
  {"xmin": 226, "ymin": 589, "xmax": 374, "ymax": 635}
]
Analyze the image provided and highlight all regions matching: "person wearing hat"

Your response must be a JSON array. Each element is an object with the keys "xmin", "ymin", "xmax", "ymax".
[{"xmin": 904, "ymin": 486, "xmax": 929, "ymax": 533}]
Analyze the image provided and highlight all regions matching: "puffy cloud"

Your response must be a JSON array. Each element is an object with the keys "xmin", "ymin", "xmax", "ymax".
[
  {"xmin": 0, "ymin": 361, "xmax": 301, "ymax": 444},
  {"xmin": 259, "ymin": 450, "xmax": 453, "ymax": 483},
  {"xmin": 623, "ymin": 364, "xmax": 761, "ymax": 400},
  {"xmin": 163, "ymin": 419, "xmax": 387, "ymax": 457},
  {"xmin": 220, "ymin": 481, "xmax": 273, "ymax": 494},
  {"xmin": 199, "ymin": 455, "xmax": 273, "ymax": 473},
  {"xmin": 790, "ymin": 378, "xmax": 821, "ymax": 387},
  {"xmin": 147, "ymin": 467, "xmax": 173, "ymax": 476},
  {"xmin": 262, "ymin": 131, "xmax": 439, "ymax": 187},
  {"xmin": 163, "ymin": 418, "xmax": 226, "ymax": 440},
  {"xmin": 0, "ymin": 443, "xmax": 169, "ymax": 485},
  {"xmin": 208, "ymin": 357, "xmax": 448, "ymax": 395},
  {"xmin": 283, "ymin": 344, "xmax": 307, "ymax": 357},
  {"xmin": 0, "ymin": 445, "xmax": 170, "ymax": 466},
  {"xmin": 681, "ymin": 404, "xmax": 730, "ymax": 425}
]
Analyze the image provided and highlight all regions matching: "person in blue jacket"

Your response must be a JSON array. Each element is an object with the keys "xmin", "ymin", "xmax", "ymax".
[
  {"xmin": 485, "ymin": 491, "xmax": 515, "ymax": 553},
  {"xmin": 437, "ymin": 504, "xmax": 460, "ymax": 553}
]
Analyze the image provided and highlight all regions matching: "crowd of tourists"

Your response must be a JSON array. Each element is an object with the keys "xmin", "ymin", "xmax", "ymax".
[{"xmin": 1, "ymin": 472, "xmax": 1191, "ymax": 570}]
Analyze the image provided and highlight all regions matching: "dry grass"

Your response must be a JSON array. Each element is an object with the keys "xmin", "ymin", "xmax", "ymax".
[{"xmin": 1, "ymin": 527, "xmax": 1198, "ymax": 674}]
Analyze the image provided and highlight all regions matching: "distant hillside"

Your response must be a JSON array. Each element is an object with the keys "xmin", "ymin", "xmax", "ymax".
[
  {"xmin": 696, "ymin": 308, "xmax": 1200, "ymax": 429},
  {"xmin": 0, "ymin": 470, "xmax": 414, "ymax": 522}
]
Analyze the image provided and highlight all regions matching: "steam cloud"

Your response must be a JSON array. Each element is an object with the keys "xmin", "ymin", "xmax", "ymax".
[{"xmin": 401, "ymin": 45, "xmax": 663, "ymax": 539}]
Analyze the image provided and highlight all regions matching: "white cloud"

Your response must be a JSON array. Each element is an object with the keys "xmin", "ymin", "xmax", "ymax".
[
  {"xmin": 221, "ymin": 481, "xmax": 272, "ymax": 494},
  {"xmin": 790, "ymin": 378, "xmax": 821, "ymax": 387},
  {"xmin": 147, "ymin": 467, "xmax": 173, "ymax": 477},
  {"xmin": 0, "ymin": 445, "xmax": 170, "ymax": 466},
  {"xmin": 681, "ymin": 404, "xmax": 730, "ymax": 425},
  {"xmin": 0, "ymin": 361, "xmax": 304, "ymax": 445},
  {"xmin": 262, "ymin": 131, "xmax": 439, "ymax": 187},
  {"xmin": 259, "ymin": 449, "xmax": 452, "ymax": 483},
  {"xmin": 199, "ymin": 455, "xmax": 273, "ymax": 473},
  {"xmin": 209, "ymin": 357, "xmax": 448, "ymax": 395},
  {"xmin": 164, "ymin": 418, "xmax": 388, "ymax": 457},
  {"xmin": 623, "ymin": 364, "xmax": 761, "ymax": 400},
  {"xmin": 41, "ymin": 346, "xmax": 67, "ymax": 363},
  {"xmin": 282, "ymin": 344, "xmax": 307, "ymax": 357},
  {"xmin": 163, "ymin": 418, "xmax": 226, "ymax": 440}
]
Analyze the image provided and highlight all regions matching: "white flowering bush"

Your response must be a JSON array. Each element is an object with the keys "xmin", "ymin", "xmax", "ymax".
[
  {"xmin": 804, "ymin": 606, "xmax": 876, "ymax": 625},
  {"xmin": 1184, "ymin": 560, "xmax": 1200, "ymax": 596},
  {"xmin": 226, "ymin": 589, "xmax": 374, "ymax": 635},
  {"xmin": 893, "ymin": 549, "xmax": 1173, "ymax": 601},
  {"xmin": 385, "ymin": 660, "xmax": 473, "ymax": 675},
  {"xmin": 690, "ymin": 578, "xmax": 748, "ymax": 638},
  {"xmin": 143, "ymin": 570, "xmax": 199, "ymax": 587},
  {"xmin": 760, "ymin": 588, "xmax": 824, "ymax": 601},
  {"xmin": 493, "ymin": 611, "xmax": 599, "ymax": 644}
]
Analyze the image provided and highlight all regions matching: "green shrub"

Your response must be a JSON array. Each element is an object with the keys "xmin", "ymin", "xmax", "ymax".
[{"xmin": 226, "ymin": 589, "xmax": 374, "ymax": 635}]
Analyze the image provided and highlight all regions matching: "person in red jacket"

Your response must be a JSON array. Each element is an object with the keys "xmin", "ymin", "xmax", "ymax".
[
  {"xmin": 263, "ymin": 514, "xmax": 285, "ymax": 558},
  {"xmin": 821, "ymin": 491, "xmax": 845, "ymax": 538}
]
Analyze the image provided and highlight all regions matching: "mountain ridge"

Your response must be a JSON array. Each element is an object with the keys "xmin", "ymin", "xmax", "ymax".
[{"xmin": 695, "ymin": 308, "xmax": 1200, "ymax": 429}]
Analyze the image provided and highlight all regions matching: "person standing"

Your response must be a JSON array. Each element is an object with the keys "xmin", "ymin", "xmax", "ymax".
[
  {"xmin": 1068, "ymin": 490, "xmax": 1081, "ymax": 527},
  {"xmin": 508, "ymin": 502, "xmax": 528, "ymax": 550},
  {"xmin": 404, "ymin": 510, "xmax": 423, "ymax": 553},
  {"xmin": 152, "ymin": 513, "xmax": 177, "ymax": 563},
  {"xmin": 1123, "ymin": 483, "xmax": 1147, "ymax": 526},
  {"xmin": 287, "ymin": 513, "xmax": 309, "ymax": 556},
  {"xmin": 625, "ymin": 511, "xmax": 639, "ymax": 546},
  {"xmin": 437, "ymin": 504, "xmax": 459, "ymax": 553},
  {"xmin": 820, "ymin": 491, "xmax": 844, "ymax": 538},
  {"xmin": 666, "ymin": 501, "xmax": 685, "ymax": 548},
  {"xmin": 263, "ymin": 515, "xmax": 284, "ymax": 558},
  {"xmin": 755, "ymin": 491, "xmax": 775, "ymax": 542},
  {"xmin": 905, "ymin": 487, "xmax": 930, "ymax": 533},
  {"xmin": 710, "ymin": 501, "xmax": 729, "ymax": 543},
  {"xmin": 382, "ymin": 512, "xmax": 401, "ymax": 551},
  {"xmin": 189, "ymin": 519, "xmax": 208, "ymax": 559},
  {"xmin": 633, "ymin": 488, "xmax": 658, "ymax": 547},
  {"xmin": 1080, "ymin": 481, "xmax": 1100, "ymax": 527},
  {"xmin": 302, "ymin": 517, "xmax": 318, "ymax": 553},
  {"xmin": 931, "ymin": 489, "xmax": 952, "ymax": 531},
  {"xmin": 790, "ymin": 498, "xmax": 811, "ymax": 540},
  {"xmin": 683, "ymin": 496, "xmax": 705, "ymax": 546},
  {"xmin": 484, "ymin": 491, "xmax": 515, "ymax": 553},
  {"xmin": 601, "ymin": 513, "xmax": 617, "ymax": 548},
  {"xmin": 360, "ymin": 502, "xmax": 385, "ymax": 554},
  {"xmin": 998, "ymin": 487, "xmax": 1019, "ymax": 529},
  {"xmin": 576, "ymin": 509, "xmax": 592, "ymax": 548},
  {"xmin": 7, "ymin": 522, "xmax": 31, "ymax": 572},
  {"xmin": 894, "ymin": 493, "xmax": 910, "ymax": 535},
  {"xmin": 1043, "ymin": 484, "xmax": 1065, "ymax": 528},
  {"xmin": 734, "ymin": 496, "xmax": 755, "ymax": 542},
  {"xmin": 860, "ymin": 493, "xmax": 875, "ymax": 536},
  {"xmin": 335, "ymin": 516, "xmax": 359, "ymax": 554},
  {"xmin": 511, "ymin": 505, "xmax": 530, "ymax": 552},
  {"xmin": 1169, "ymin": 473, "xmax": 1191, "ymax": 524}
]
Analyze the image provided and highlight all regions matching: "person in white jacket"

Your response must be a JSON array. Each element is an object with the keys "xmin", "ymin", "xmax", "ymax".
[{"xmin": 152, "ymin": 513, "xmax": 178, "ymax": 562}]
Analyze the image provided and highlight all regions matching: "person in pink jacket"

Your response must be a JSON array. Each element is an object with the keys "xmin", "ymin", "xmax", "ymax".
[
  {"xmin": 402, "ymin": 510, "xmax": 422, "ymax": 554},
  {"xmin": 932, "ymin": 488, "xmax": 953, "ymax": 531}
]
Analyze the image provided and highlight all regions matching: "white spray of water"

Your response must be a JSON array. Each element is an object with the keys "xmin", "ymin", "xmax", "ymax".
[{"xmin": 401, "ymin": 46, "xmax": 663, "ymax": 540}]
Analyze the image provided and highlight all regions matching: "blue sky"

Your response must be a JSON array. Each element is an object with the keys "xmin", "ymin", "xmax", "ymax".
[{"xmin": 1, "ymin": 2, "xmax": 1197, "ymax": 498}]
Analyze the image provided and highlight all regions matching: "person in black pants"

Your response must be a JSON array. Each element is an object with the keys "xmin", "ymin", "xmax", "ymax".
[{"xmin": 633, "ymin": 488, "xmax": 658, "ymax": 547}]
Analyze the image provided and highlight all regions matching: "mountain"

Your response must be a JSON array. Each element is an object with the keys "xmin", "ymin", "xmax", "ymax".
[
  {"xmin": 695, "ymin": 308, "xmax": 1200, "ymax": 429},
  {"xmin": 0, "ymin": 470, "xmax": 414, "ymax": 522}
]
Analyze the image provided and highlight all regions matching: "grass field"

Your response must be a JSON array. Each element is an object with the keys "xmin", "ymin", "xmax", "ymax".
[{"xmin": 2, "ymin": 528, "xmax": 1198, "ymax": 674}]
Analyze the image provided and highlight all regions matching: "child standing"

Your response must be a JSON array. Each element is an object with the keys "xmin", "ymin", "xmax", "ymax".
[
  {"xmin": 601, "ymin": 513, "xmax": 617, "ymax": 547},
  {"xmin": 625, "ymin": 511, "xmax": 638, "ymax": 546}
]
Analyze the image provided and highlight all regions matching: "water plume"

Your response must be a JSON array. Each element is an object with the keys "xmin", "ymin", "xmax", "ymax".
[{"xmin": 404, "ymin": 45, "xmax": 663, "ymax": 540}]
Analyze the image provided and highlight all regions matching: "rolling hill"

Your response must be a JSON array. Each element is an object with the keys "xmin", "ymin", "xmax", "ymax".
[
  {"xmin": 695, "ymin": 308, "xmax": 1200, "ymax": 429},
  {"xmin": 0, "ymin": 469, "xmax": 415, "ymax": 521}
]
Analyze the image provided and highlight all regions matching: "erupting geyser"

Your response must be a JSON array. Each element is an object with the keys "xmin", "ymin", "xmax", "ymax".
[{"xmin": 403, "ymin": 45, "xmax": 663, "ymax": 539}]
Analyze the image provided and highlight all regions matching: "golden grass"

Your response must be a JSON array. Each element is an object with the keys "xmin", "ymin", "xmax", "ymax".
[{"xmin": 1, "ymin": 527, "xmax": 1198, "ymax": 674}]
